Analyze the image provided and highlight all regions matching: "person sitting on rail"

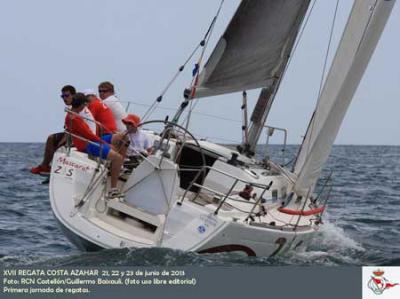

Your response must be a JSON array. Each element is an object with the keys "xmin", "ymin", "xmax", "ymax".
[
  {"xmin": 31, "ymin": 85, "xmax": 95, "ymax": 175},
  {"xmin": 83, "ymin": 89, "xmax": 117, "ymax": 136},
  {"xmin": 97, "ymin": 81, "xmax": 127, "ymax": 132},
  {"xmin": 65, "ymin": 93, "xmax": 125, "ymax": 199},
  {"xmin": 84, "ymin": 89, "xmax": 130, "ymax": 159}
]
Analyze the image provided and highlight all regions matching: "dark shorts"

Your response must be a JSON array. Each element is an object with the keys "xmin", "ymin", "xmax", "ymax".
[
  {"xmin": 86, "ymin": 134, "xmax": 113, "ymax": 159},
  {"xmin": 52, "ymin": 132, "xmax": 66, "ymax": 148}
]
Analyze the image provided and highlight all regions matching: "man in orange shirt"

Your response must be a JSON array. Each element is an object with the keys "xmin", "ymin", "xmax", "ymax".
[
  {"xmin": 84, "ymin": 89, "xmax": 117, "ymax": 136},
  {"xmin": 65, "ymin": 93, "xmax": 125, "ymax": 198}
]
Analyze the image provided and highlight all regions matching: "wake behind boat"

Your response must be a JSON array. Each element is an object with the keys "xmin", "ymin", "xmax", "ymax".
[{"xmin": 49, "ymin": 0, "xmax": 396, "ymax": 257}]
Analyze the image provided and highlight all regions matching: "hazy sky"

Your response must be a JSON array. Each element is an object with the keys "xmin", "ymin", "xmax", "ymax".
[{"xmin": 0, "ymin": 1, "xmax": 399, "ymax": 145}]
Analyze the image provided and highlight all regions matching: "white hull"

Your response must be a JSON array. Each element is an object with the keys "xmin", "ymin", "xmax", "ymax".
[{"xmin": 50, "ymin": 142, "xmax": 321, "ymax": 257}]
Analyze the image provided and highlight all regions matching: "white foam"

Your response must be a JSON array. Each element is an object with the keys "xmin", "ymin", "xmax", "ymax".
[
  {"xmin": 287, "ymin": 215, "xmax": 366, "ymax": 265},
  {"xmin": 316, "ymin": 220, "xmax": 365, "ymax": 252}
]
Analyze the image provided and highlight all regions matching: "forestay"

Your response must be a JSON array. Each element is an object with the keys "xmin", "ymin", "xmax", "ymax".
[
  {"xmin": 193, "ymin": 0, "xmax": 311, "ymax": 98},
  {"xmin": 293, "ymin": 0, "xmax": 396, "ymax": 197}
]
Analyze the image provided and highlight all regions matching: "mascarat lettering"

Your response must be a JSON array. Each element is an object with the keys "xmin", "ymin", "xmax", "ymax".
[{"xmin": 57, "ymin": 157, "xmax": 91, "ymax": 172}]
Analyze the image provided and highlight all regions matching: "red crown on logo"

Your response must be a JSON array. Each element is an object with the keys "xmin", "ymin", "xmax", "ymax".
[{"xmin": 373, "ymin": 269, "xmax": 384, "ymax": 276}]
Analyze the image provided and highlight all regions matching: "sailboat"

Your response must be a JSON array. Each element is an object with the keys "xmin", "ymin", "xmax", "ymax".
[{"xmin": 49, "ymin": 0, "xmax": 395, "ymax": 256}]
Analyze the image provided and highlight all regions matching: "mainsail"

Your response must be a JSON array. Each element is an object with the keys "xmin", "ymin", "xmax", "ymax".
[
  {"xmin": 193, "ymin": 0, "xmax": 311, "ymax": 99},
  {"xmin": 293, "ymin": 0, "xmax": 395, "ymax": 197}
]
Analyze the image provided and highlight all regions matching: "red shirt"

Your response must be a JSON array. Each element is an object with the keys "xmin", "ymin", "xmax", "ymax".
[
  {"xmin": 88, "ymin": 98, "xmax": 117, "ymax": 135},
  {"xmin": 65, "ymin": 112, "xmax": 102, "ymax": 152}
]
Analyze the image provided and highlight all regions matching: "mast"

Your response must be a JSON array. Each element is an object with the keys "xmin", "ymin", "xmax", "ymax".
[
  {"xmin": 244, "ymin": 88, "xmax": 274, "ymax": 155},
  {"xmin": 241, "ymin": 91, "xmax": 249, "ymax": 146},
  {"xmin": 293, "ymin": 0, "xmax": 396, "ymax": 197}
]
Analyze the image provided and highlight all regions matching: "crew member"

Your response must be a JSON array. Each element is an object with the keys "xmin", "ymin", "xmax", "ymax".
[
  {"xmin": 65, "ymin": 93, "xmax": 124, "ymax": 198},
  {"xmin": 122, "ymin": 114, "xmax": 153, "ymax": 157},
  {"xmin": 31, "ymin": 85, "xmax": 76, "ymax": 175},
  {"xmin": 98, "ymin": 82, "xmax": 127, "ymax": 132},
  {"xmin": 84, "ymin": 89, "xmax": 117, "ymax": 136}
]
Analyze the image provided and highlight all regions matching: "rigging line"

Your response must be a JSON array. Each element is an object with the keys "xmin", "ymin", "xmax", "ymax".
[
  {"xmin": 192, "ymin": 132, "xmax": 241, "ymax": 144},
  {"xmin": 183, "ymin": 100, "xmax": 194, "ymax": 133},
  {"xmin": 144, "ymin": 0, "xmax": 225, "ymax": 121},
  {"xmin": 142, "ymin": 45, "xmax": 203, "ymax": 122},
  {"xmin": 199, "ymin": 0, "xmax": 225, "ymax": 63},
  {"xmin": 286, "ymin": 0, "xmax": 318, "ymax": 70},
  {"xmin": 317, "ymin": 0, "xmax": 341, "ymax": 99},
  {"xmin": 181, "ymin": 1, "xmax": 224, "ymax": 125},
  {"xmin": 123, "ymin": 100, "xmax": 179, "ymax": 112},
  {"xmin": 178, "ymin": 99, "xmax": 243, "ymax": 136},
  {"xmin": 298, "ymin": 0, "xmax": 380, "ymax": 171},
  {"xmin": 124, "ymin": 99, "xmax": 242, "ymax": 124},
  {"xmin": 180, "ymin": 99, "xmax": 198, "ymax": 126},
  {"xmin": 281, "ymin": 156, "xmax": 297, "ymax": 167},
  {"xmin": 188, "ymin": 0, "xmax": 225, "ymax": 99},
  {"xmin": 154, "ymin": 103, "xmax": 241, "ymax": 123},
  {"xmin": 190, "ymin": 110, "xmax": 241, "ymax": 123},
  {"xmin": 203, "ymin": 0, "xmax": 225, "ymax": 41},
  {"xmin": 305, "ymin": 0, "xmax": 340, "ymax": 157},
  {"xmin": 143, "ymin": 42, "xmax": 201, "ymax": 121},
  {"xmin": 184, "ymin": 80, "xmax": 291, "ymax": 125}
]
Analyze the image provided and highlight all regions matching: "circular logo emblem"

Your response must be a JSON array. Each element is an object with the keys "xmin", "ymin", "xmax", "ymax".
[{"xmin": 197, "ymin": 225, "xmax": 206, "ymax": 234}]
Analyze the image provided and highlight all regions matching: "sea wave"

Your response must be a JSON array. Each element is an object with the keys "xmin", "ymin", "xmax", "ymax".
[{"xmin": 0, "ymin": 144, "xmax": 399, "ymax": 266}]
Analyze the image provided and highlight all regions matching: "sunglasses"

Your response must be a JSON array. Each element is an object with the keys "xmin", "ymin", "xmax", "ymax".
[
  {"xmin": 61, "ymin": 94, "xmax": 71, "ymax": 99},
  {"xmin": 124, "ymin": 122, "xmax": 138, "ymax": 127},
  {"xmin": 98, "ymin": 89, "xmax": 111, "ymax": 93}
]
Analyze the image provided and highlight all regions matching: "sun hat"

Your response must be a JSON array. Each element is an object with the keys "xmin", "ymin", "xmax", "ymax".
[
  {"xmin": 122, "ymin": 114, "xmax": 141, "ymax": 127},
  {"xmin": 83, "ymin": 88, "xmax": 96, "ymax": 96}
]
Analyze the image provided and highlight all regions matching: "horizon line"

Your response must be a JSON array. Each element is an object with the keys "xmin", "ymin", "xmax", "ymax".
[{"xmin": 0, "ymin": 141, "xmax": 399, "ymax": 147}]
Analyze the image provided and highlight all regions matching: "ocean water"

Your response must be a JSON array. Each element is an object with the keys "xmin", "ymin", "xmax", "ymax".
[{"xmin": 0, "ymin": 143, "xmax": 399, "ymax": 267}]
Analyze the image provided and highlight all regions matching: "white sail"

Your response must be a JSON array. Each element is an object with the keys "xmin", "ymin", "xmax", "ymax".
[
  {"xmin": 293, "ymin": 0, "xmax": 396, "ymax": 197},
  {"xmin": 194, "ymin": 0, "xmax": 311, "ymax": 99}
]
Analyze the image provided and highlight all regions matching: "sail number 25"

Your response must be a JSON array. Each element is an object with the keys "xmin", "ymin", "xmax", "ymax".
[{"xmin": 53, "ymin": 165, "xmax": 74, "ymax": 178}]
